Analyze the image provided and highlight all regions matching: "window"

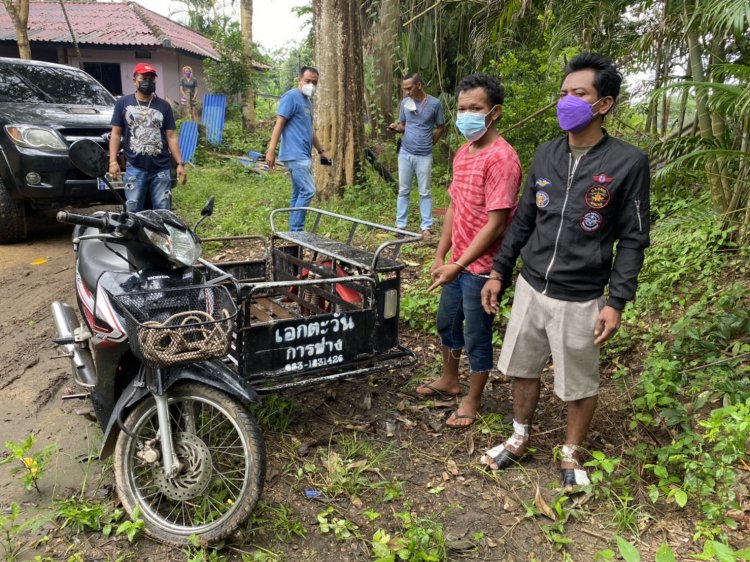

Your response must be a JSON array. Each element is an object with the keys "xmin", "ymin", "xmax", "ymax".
[
  {"xmin": 0, "ymin": 63, "xmax": 115, "ymax": 105},
  {"xmin": 83, "ymin": 62, "xmax": 123, "ymax": 96}
]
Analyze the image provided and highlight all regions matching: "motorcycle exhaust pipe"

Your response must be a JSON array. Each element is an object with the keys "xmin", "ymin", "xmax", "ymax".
[{"xmin": 51, "ymin": 301, "xmax": 97, "ymax": 388}]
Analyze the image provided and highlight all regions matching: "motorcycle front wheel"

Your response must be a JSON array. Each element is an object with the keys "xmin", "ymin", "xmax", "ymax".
[{"xmin": 113, "ymin": 383, "xmax": 266, "ymax": 545}]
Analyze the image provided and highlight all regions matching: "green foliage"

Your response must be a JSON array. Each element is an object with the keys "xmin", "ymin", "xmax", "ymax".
[
  {"xmin": 203, "ymin": 21, "xmax": 272, "ymax": 97},
  {"xmin": 185, "ymin": 533, "xmax": 227, "ymax": 562},
  {"xmin": 317, "ymin": 506, "xmax": 360, "ymax": 541},
  {"xmin": 252, "ymin": 395, "xmax": 297, "ymax": 432},
  {"xmin": 252, "ymin": 502, "xmax": 306, "ymax": 542},
  {"xmin": 0, "ymin": 434, "xmax": 56, "ymax": 493},
  {"xmin": 0, "ymin": 503, "xmax": 48, "ymax": 562},
  {"xmin": 400, "ymin": 269, "xmax": 438, "ymax": 334},
  {"xmin": 371, "ymin": 511, "xmax": 446, "ymax": 562}
]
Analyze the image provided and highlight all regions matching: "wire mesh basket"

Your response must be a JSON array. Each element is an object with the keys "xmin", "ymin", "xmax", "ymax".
[{"xmin": 110, "ymin": 285, "xmax": 238, "ymax": 369}]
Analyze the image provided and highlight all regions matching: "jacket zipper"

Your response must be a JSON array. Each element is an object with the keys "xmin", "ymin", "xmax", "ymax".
[
  {"xmin": 543, "ymin": 154, "xmax": 580, "ymax": 294},
  {"xmin": 635, "ymin": 200, "xmax": 643, "ymax": 232}
]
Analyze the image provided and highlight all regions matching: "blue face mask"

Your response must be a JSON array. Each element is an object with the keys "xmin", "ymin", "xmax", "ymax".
[{"xmin": 456, "ymin": 105, "xmax": 498, "ymax": 141}]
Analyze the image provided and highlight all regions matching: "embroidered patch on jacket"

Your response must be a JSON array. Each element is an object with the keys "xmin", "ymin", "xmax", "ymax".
[
  {"xmin": 593, "ymin": 173, "xmax": 613, "ymax": 184},
  {"xmin": 535, "ymin": 178, "xmax": 552, "ymax": 188},
  {"xmin": 580, "ymin": 211, "xmax": 603, "ymax": 232},
  {"xmin": 585, "ymin": 185, "xmax": 610, "ymax": 209},
  {"xmin": 536, "ymin": 190, "xmax": 550, "ymax": 208}
]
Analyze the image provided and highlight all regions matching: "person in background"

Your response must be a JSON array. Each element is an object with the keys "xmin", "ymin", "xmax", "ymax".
[
  {"xmin": 419, "ymin": 74, "xmax": 521, "ymax": 429},
  {"xmin": 109, "ymin": 63, "xmax": 186, "ymax": 213},
  {"xmin": 480, "ymin": 52, "xmax": 650, "ymax": 490},
  {"xmin": 388, "ymin": 73, "xmax": 445, "ymax": 238},
  {"xmin": 179, "ymin": 66, "xmax": 199, "ymax": 121},
  {"xmin": 266, "ymin": 66, "xmax": 330, "ymax": 232}
]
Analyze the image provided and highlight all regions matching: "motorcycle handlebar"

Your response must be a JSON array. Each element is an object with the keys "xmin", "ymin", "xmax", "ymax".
[{"xmin": 56, "ymin": 211, "xmax": 109, "ymax": 231}]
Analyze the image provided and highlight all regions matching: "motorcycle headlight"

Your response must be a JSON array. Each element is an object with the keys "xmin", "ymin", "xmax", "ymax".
[
  {"xmin": 5, "ymin": 125, "xmax": 67, "ymax": 151},
  {"xmin": 144, "ymin": 224, "xmax": 202, "ymax": 267}
]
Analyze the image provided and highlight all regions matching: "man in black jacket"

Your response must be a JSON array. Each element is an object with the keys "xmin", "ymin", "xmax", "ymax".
[{"xmin": 479, "ymin": 53, "xmax": 650, "ymax": 489}]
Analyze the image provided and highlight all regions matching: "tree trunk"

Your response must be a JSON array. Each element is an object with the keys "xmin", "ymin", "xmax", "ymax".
[
  {"xmin": 3, "ymin": 0, "xmax": 31, "ymax": 59},
  {"xmin": 369, "ymin": 0, "xmax": 399, "ymax": 139},
  {"xmin": 687, "ymin": 29, "xmax": 727, "ymax": 211},
  {"xmin": 240, "ymin": 0, "xmax": 256, "ymax": 130},
  {"xmin": 59, "ymin": 0, "xmax": 81, "ymax": 68},
  {"xmin": 312, "ymin": 0, "xmax": 366, "ymax": 198}
]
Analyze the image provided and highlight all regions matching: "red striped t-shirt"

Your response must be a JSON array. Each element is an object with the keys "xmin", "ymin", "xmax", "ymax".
[{"xmin": 448, "ymin": 136, "xmax": 522, "ymax": 273}]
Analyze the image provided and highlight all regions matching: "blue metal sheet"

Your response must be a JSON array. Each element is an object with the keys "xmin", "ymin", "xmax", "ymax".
[
  {"xmin": 178, "ymin": 120, "xmax": 199, "ymax": 164},
  {"xmin": 202, "ymin": 94, "xmax": 227, "ymax": 145}
]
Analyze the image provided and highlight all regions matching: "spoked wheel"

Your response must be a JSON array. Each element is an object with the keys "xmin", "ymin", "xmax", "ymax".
[{"xmin": 113, "ymin": 383, "xmax": 265, "ymax": 545}]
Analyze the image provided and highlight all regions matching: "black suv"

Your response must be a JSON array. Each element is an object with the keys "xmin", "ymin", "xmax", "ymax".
[{"xmin": 0, "ymin": 57, "xmax": 121, "ymax": 243}]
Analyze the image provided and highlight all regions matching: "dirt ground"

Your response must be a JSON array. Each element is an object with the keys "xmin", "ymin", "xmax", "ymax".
[{"xmin": 0, "ymin": 215, "xmax": 747, "ymax": 561}]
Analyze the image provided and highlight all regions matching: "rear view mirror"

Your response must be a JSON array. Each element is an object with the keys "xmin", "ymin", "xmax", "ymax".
[
  {"xmin": 201, "ymin": 196, "xmax": 215, "ymax": 217},
  {"xmin": 69, "ymin": 139, "xmax": 108, "ymax": 178}
]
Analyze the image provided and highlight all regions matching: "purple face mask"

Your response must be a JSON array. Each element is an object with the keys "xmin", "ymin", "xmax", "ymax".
[
  {"xmin": 185, "ymin": 71, "xmax": 191, "ymax": 78},
  {"xmin": 556, "ymin": 95, "xmax": 602, "ymax": 132}
]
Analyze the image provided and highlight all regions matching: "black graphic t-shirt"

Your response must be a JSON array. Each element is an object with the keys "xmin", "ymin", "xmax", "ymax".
[{"xmin": 111, "ymin": 94, "xmax": 176, "ymax": 172}]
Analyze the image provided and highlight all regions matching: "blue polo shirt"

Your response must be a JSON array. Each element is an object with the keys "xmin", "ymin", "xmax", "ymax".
[
  {"xmin": 278, "ymin": 88, "xmax": 313, "ymax": 162},
  {"xmin": 399, "ymin": 95, "xmax": 444, "ymax": 156}
]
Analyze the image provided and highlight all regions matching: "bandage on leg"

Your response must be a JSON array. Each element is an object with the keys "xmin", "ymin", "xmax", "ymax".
[
  {"xmin": 560, "ymin": 444, "xmax": 590, "ymax": 487},
  {"xmin": 480, "ymin": 420, "xmax": 530, "ymax": 470}
]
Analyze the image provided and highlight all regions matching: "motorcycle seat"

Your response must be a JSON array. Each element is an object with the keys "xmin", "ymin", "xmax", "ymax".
[{"xmin": 78, "ymin": 238, "xmax": 133, "ymax": 292}]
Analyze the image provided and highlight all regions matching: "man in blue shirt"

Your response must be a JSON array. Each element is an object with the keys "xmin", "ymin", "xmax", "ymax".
[
  {"xmin": 109, "ymin": 63, "xmax": 186, "ymax": 213},
  {"xmin": 266, "ymin": 66, "xmax": 330, "ymax": 232},
  {"xmin": 388, "ymin": 73, "xmax": 445, "ymax": 237}
]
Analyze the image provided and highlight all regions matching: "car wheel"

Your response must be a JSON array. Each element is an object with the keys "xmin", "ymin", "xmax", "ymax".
[{"xmin": 0, "ymin": 180, "xmax": 27, "ymax": 243}]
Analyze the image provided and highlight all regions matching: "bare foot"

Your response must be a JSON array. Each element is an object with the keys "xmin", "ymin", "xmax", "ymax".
[
  {"xmin": 445, "ymin": 395, "xmax": 481, "ymax": 428},
  {"xmin": 415, "ymin": 378, "xmax": 460, "ymax": 398}
]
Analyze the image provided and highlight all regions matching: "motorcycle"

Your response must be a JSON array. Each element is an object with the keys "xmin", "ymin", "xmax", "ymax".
[{"xmin": 51, "ymin": 139, "xmax": 265, "ymax": 545}]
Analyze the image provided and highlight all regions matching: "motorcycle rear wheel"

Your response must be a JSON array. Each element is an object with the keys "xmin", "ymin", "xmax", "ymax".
[{"xmin": 114, "ymin": 383, "xmax": 265, "ymax": 545}]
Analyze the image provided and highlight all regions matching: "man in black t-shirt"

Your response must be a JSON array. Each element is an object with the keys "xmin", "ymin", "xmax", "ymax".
[{"xmin": 109, "ymin": 63, "xmax": 187, "ymax": 213}]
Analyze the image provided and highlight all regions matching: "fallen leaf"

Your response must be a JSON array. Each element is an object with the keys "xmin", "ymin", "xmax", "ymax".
[
  {"xmin": 351, "ymin": 497, "xmax": 363, "ymax": 509},
  {"xmin": 465, "ymin": 431, "xmax": 475, "ymax": 456},
  {"xmin": 363, "ymin": 392, "xmax": 372, "ymax": 410},
  {"xmin": 502, "ymin": 495, "xmax": 519, "ymax": 512},
  {"xmin": 394, "ymin": 415, "xmax": 416, "ymax": 428},
  {"xmin": 534, "ymin": 486, "xmax": 556, "ymax": 521},
  {"xmin": 345, "ymin": 459, "xmax": 368, "ymax": 471},
  {"xmin": 385, "ymin": 420, "xmax": 396, "ymax": 437},
  {"xmin": 30, "ymin": 258, "xmax": 48, "ymax": 266},
  {"xmin": 446, "ymin": 459, "xmax": 459, "ymax": 476},
  {"xmin": 486, "ymin": 536, "xmax": 497, "ymax": 548},
  {"xmin": 442, "ymin": 471, "xmax": 450, "ymax": 481},
  {"xmin": 498, "ymin": 513, "xmax": 518, "ymax": 526},
  {"xmin": 446, "ymin": 539, "xmax": 475, "ymax": 552}
]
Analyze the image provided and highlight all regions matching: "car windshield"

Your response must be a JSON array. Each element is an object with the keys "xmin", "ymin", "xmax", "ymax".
[{"xmin": 0, "ymin": 64, "xmax": 114, "ymax": 106}]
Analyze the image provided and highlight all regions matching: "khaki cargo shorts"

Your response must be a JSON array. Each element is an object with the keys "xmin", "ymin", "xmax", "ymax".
[{"xmin": 497, "ymin": 275, "xmax": 605, "ymax": 401}]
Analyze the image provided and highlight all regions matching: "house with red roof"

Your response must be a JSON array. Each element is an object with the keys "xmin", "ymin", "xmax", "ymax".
[{"xmin": 0, "ymin": 1, "xmax": 267, "ymax": 105}]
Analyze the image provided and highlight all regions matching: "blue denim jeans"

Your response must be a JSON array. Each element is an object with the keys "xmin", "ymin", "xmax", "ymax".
[
  {"xmin": 396, "ymin": 150, "xmax": 433, "ymax": 231},
  {"xmin": 437, "ymin": 272, "xmax": 496, "ymax": 373},
  {"xmin": 123, "ymin": 165, "xmax": 172, "ymax": 213},
  {"xmin": 283, "ymin": 159, "xmax": 316, "ymax": 232}
]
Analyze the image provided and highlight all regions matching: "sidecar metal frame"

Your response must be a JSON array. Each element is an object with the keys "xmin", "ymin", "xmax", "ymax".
[{"xmin": 199, "ymin": 208, "xmax": 422, "ymax": 393}]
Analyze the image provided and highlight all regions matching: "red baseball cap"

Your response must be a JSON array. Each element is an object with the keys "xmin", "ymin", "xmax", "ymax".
[{"xmin": 133, "ymin": 63, "xmax": 157, "ymax": 76}]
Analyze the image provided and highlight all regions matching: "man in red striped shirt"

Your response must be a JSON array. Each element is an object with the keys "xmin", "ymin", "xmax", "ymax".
[{"xmin": 419, "ymin": 74, "xmax": 521, "ymax": 428}]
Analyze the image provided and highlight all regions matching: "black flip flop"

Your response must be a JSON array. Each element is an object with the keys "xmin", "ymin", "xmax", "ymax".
[
  {"xmin": 414, "ymin": 383, "xmax": 460, "ymax": 400},
  {"xmin": 481, "ymin": 444, "xmax": 526, "ymax": 471},
  {"xmin": 445, "ymin": 413, "xmax": 476, "ymax": 429}
]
